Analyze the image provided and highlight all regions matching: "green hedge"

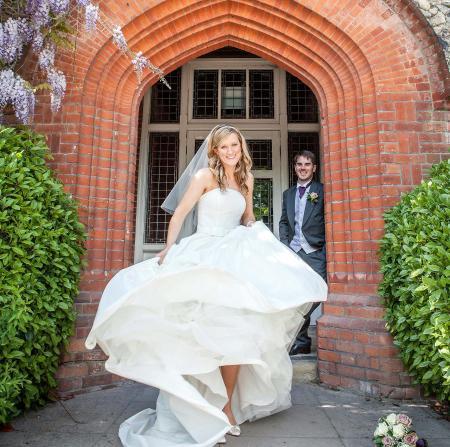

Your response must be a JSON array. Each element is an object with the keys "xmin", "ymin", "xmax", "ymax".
[
  {"xmin": 0, "ymin": 127, "xmax": 86, "ymax": 424},
  {"xmin": 379, "ymin": 159, "xmax": 450, "ymax": 401}
]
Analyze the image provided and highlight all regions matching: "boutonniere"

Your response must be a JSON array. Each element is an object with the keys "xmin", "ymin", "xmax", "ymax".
[{"xmin": 307, "ymin": 192, "xmax": 319, "ymax": 203}]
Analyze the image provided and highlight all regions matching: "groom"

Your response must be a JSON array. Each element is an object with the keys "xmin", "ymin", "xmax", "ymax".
[{"xmin": 279, "ymin": 150, "xmax": 326, "ymax": 355}]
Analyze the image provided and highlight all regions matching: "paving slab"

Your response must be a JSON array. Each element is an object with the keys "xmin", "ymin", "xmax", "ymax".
[
  {"xmin": 1, "ymin": 382, "xmax": 449, "ymax": 447},
  {"xmin": 241, "ymin": 404, "xmax": 336, "ymax": 439},
  {"xmin": 0, "ymin": 431, "xmax": 102, "ymax": 447}
]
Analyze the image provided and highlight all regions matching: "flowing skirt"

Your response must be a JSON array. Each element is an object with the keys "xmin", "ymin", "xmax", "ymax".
[{"xmin": 86, "ymin": 222, "xmax": 327, "ymax": 446}]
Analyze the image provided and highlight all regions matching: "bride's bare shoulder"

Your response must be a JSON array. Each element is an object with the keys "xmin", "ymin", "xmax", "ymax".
[{"xmin": 194, "ymin": 168, "xmax": 214, "ymax": 183}]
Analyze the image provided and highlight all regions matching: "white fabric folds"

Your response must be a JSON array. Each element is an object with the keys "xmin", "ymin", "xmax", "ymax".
[{"xmin": 86, "ymin": 188, "xmax": 327, "ymax": 447}]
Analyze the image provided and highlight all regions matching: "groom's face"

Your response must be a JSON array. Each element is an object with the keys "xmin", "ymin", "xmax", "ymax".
[{"xmin": 294, "ymin": 156, "xmax": 316, "ymax": 183}]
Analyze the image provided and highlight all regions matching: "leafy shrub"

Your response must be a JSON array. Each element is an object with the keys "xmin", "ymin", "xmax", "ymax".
[
  {"xmin": 0, "ymin": 126, "xmax": 86, "ymax": 423},
  {"xmin": 379, "ymin": 159, "xmax": 450, "ymax": 401}
]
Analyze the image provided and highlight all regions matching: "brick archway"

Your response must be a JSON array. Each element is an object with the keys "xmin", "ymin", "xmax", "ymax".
[{"xmin": 43, "ymin": 1, "xmax": 448, "ymax": 397}]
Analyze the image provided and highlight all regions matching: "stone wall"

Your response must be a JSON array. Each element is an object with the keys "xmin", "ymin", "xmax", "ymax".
[{"xmin": 413, "ymin": 0, "xmax": 450, "ymax": 66}]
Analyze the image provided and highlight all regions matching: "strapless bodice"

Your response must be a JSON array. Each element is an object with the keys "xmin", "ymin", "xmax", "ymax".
[{"xmin": 196, "ymin": 188, "xmax": 246, "ymax": 236}]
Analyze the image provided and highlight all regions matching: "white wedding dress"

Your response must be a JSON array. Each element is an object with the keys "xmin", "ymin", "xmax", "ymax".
[{"xmin": 86, "ymin": 187, "xmax": 327, "ymax": 447}]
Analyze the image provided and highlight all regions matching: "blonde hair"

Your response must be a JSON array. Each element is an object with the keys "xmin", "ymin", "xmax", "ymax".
[{"xmin": 207, "ymin": 125, "xmax": 253, "ymax": 195}]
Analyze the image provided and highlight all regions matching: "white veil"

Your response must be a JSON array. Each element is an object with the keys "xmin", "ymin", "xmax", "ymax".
[{"xmin": 161, "ymin": 126, "xmax": 221, "ymax": 239}]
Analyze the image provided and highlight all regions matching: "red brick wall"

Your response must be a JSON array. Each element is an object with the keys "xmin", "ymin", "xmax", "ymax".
[{"xmin": 29, "ymin": 0, "xmax": 449, "ymax": 398}]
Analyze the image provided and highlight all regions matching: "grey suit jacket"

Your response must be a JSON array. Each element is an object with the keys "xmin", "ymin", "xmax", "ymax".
[{"xmin": 279, "ymin": 181, "xmax": 325, "ymax": 249}]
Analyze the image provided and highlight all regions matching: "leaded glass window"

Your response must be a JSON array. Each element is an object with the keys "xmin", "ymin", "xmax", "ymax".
[
  {"xmin": 194, "ymin": 139, "xmax": 204, "ymax": 153},
  {"xmin": 286, "ymin": 73, "xmax": 318, "ymax": 123},
  {"xmin": 193, "ymin": 70, "xmax": 218, "ymax": 119},
  {"xmin": 150, "ymin": 68, "xmax": 181, "ymax": 123},
  {"xmin": 249, "ymin": 70, "xmax": 274, "ymax": 119},
  {"xmin": 288, "ymin": 133, "xmax": 320, "ymax": 186},
  {"xmin": 145, "ymin": 133, "xmax": 179, "ymax": 243},
  {"xmin": 247, "ymin": 140, "xmax": 272, "ymax": 170},
  {"xmin": 221, "ymin": 70, "xmax": 246, "ymax": 118},
  {"xmin": 253, "ymin": 179, "xmax": 273, "ymax": 231}
]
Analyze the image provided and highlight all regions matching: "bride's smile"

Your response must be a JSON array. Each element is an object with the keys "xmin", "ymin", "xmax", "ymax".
[{"xmin": 215, "ymin": 133, "xmax": 242, "ymax": 167}]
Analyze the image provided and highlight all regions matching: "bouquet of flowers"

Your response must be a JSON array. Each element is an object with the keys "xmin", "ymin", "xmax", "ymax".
[{"xmin": 373, "ymin": 413, "xmax": 428, "ymax": 447}]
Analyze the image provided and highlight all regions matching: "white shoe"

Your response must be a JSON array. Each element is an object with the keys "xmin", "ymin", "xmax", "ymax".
[{"xmin": 227, "ymin": 425, "xmax": 241, "ymax": 436}]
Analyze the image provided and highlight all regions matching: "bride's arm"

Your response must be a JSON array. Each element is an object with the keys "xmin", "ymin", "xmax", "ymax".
[
  {"xmin": 241, "ymin": 174, "xmax": 256, "ymax": 227},
  {"xmin": 157, "ymin": 169, "xmax": 210, "ymax": 263}
]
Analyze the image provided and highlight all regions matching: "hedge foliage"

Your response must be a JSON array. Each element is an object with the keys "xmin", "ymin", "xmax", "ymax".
[
  {"xmin": 379, "ymin": 159, "xmax": 450, "ymax": 401},
  {"xmin": 0, "ymin": 126, "xmax": 86, "ymax": 424}
]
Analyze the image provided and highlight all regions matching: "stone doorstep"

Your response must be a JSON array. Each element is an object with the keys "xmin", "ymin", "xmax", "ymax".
[
  {"xmin": 292, "ymin": 355, "xmax": 318, "ymax": 384},
  {"xmin": 292, "ymin": 325, "xmax": 318, "ymax": 384}
]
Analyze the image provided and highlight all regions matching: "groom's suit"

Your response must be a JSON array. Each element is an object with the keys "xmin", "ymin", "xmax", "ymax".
[{"xmin": 279, "ymin": 180, "xmax": 326, "ymax": 349}]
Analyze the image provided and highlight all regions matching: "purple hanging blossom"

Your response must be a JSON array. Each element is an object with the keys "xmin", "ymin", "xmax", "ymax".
[
  {"xmin": 38, "ymin": 45, "xmax": 55, "ymax": 71},
  {"xmin": 0, "ymin": 69, "xmax": 35, "ymax": 124},
  {"xmin": 47, "ymin": 68, "xmax": 66, "ymax": 112},
  {"xmin": 85, "ymin": 3, "xmax": 99, "ymax": 32},
  {"xmin": 112, "ymin": 26, "xmax": 128, "ymax": 54},
  {"xmin": 131, "ymin": 51, "xmax": 151, "ymax": 83},
  {"xmin": 76, "ymin": 0, "xmax": 90, "ymax": 6},
  {"xmin": 48, "ymin": 0, "xmax": 70, "ymax": 15},
  {"xmin": 27, "ymin": 0, "xmax": 51, "ymax": 27},
  {"xmin": 0, "ymin": 18, "xmax": 31, "ymax": 65},
  {"xmin": 32, "ymin": 29, "xmax": 44, "ymax": 51}
]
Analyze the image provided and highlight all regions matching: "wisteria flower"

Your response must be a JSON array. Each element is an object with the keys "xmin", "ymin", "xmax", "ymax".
[
  {"xmin": 0, "ymin": 0, "xmax": 168, "ymax": 121},
  {"xmin": 0, "ymin": 69, "xmax": 35, "ymax": 124},
  {"xmin": 47, "ymin": 68, "xmax": 66, "ymax": 112},
  {"xmin": 38, "ymin": 45, "xmax": 55, "ymax": 71},
  {"xmin": 48, "ymin": 0, "xmax": 70, "ymax": 15},
  {"xmin": 85, "ymin": 3, "xmax": 99, "ymax": 32},
  {"xmin": 0, "ymin": 18, "xmax": 30, "ymax": 64},
  {"xmin": 397, "ymin": 414, "xmax": 412, "ymax": 427},
  {"xmin": 131, "ymin": 51, "xmax": 150, "ymax": 83},
  {"xmin": 27, "ymin": 0, "xmax": 51, "ymax": 27},
  {"xmin": 112, "ymin": 25, "xmax": 128, "ymax": 54}
]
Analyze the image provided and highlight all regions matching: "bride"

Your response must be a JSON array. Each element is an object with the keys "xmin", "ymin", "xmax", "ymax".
[{"xmin": 85, "ymin": 124, "xmax": 327, "ymax": 446}]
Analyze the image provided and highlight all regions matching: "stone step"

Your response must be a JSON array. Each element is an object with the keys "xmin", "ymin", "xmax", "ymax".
[{"xmin": 292, "ymin": 354, "xmax": 318, "ymax": 383}]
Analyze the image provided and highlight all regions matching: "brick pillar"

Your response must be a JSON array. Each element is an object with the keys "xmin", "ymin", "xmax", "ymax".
[{"xmin": 318, "ymin": 294, "xmax": 420, "ymax": 399}]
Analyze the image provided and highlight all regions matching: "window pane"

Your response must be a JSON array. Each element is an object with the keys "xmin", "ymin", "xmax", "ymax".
[
  {"xmin": 221, "ymin": 70, "xmax": 246, "ymax": 118},
  {"xmin": 247, "ymin": 140, "xmax": 272, "ymax": 170},
  {"xmin": 286, "ymin": 73, "xmax": 318, "ymax": 123},
  {"xmin": 288, "ymin": 133, "xmax": 320, "ymax": 186},
  {"xmin": 253, "ymin": 179, "xmax": 273, "ymax": 231},
  {"xmin": 194, "ymin": 139, "xmax": 204, "ymax": 153},
  {"xmin": 193, "ymin": 70, "xmax": 218, "ymax": 119},
  {"xmin": 150, "ymin": 68, "xmax": 181, "ymax": 123},
  {"xmin": 249, "ymin": 70, "xmax": 274, "ymax": 119},
  {"xmin": 145, "ymin": 133, "xmax": 179, "ymax": 243}
]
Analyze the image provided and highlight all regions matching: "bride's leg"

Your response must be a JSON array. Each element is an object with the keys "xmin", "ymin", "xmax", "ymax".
[{"xmin": 220, "ymin": 365, "xmax": 240, "ymax": 425}]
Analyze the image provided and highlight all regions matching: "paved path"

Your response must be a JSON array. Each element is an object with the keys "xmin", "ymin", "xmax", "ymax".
[{"xmin": 1, "ymin": 382, "xmax": 449, "ymax": 447}]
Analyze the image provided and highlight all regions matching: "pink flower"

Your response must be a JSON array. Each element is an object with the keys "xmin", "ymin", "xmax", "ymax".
[
  {"xmin": 397, "ymin": 414, "xmax": 412, "ymax": 426},
  {"xmin": 382, "ymin": 436, "xmax": 394, "ymax": 446},
  {"xmin": 403, "ymin": 432, "xmax": 418, "ymax": 445}
]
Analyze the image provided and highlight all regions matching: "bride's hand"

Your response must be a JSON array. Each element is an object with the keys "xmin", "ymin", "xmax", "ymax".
[{"xmin": 156, "ymin": 247, "xmax": 170, "ymax": 265}]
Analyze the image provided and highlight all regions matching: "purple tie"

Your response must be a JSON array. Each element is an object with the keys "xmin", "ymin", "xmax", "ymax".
[{"xmin": 298, "ymin": 182, "xmax": 312, "ymax": 199}]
